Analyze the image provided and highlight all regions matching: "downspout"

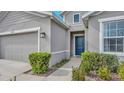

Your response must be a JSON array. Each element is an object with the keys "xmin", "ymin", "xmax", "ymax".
[{"xmin": 38, "ymin": 28, "xmax": 41, "ymax": 52}]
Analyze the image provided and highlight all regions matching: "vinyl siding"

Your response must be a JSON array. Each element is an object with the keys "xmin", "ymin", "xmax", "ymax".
[
  {"xmin": 64, "ymin": 11, "xmax": 88, "ymax": 31},
  {"xmin": 50, "ymin": 20, "xmax": 69, "ymax": 66},
  {"xmin": 0, "ymin": 11, "xmax": 51, "ymax": 53}
]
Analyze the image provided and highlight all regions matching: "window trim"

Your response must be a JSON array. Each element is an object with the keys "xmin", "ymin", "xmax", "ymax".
[
  {"xmin": 99, "ymin": 15, "xmax": 124, "ymax": 56},
  {"xmin": 73, "ymin": 13, "xmax": 80, "ymax": 24}
]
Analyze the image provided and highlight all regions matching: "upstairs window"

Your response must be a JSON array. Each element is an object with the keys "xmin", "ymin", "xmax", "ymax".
[{"xmin": 73, "ymin": 13, "xmax": 80, "ymax": 23}]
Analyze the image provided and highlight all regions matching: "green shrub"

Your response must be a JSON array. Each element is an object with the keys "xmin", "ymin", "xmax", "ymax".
[
  {"xmin": 79, "ymin": 68, "xmax": 85, "ymax": 81},
  {"xmin": 29, "ymin": 52, "xmax": 51, "ymax": 74},
  {"xmin": 118, "ymin": 63, "xmax": 124, "ymax": 80},
  {"xmin": 79, "ymin": 61, "xmax": 91, "ymax": 74},
  {"xmin": 81, "ymin": 52, "xmax": 101, "ymax": 71},
  {"xmin": 81, "ymin": 52, "xmax": 119, "ymax": 73},
  {"xmin": 72, "ymin": 67, "xmax": 85, "ymax": 81},
  {"xmin": 98, "ymin": 66, "xmax": 112, "ymax": 80},
  {"xmin": 101, "ymin": 54, "xmax": 119, "ymax": 73},
  {"xmin": 72, "ymin": 67, "xmax": 79, "ymax": 80}
]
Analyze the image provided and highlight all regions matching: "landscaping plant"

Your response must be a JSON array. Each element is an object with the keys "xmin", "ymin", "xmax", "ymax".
[
  {"xmin": 29, "ymin": 52, "xmax": 51, "ymax": 74},
  {"xmin": 72, "ymin": 52, "xmax": 119, "ymax": 81},
  {"xmin": 79, "ymin": 61, "xmax": 91, "ymax": 74},
  {"xmin": 98, "ymin": 66, "xmax": 112, "ymax": 80},
  {"xmin": 81, "ymin": 52, "xmax": 102, "ymax": 71},
  {"xmin": 72, "ymin": 67, "xmax": 85, "ymax": 81},
  {"xmin": 118, "ymin": 62, "xmax": 124, "ymax": 80},
  {"xmin": 101, "ymin": 54, "xmax": 119, "ymax": 73},
  {"xmin": 81, "ymin": 52, "xmax": 119, "ymax": 72}
]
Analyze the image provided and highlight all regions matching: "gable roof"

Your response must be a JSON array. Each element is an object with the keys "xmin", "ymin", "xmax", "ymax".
[
  {"xmin": 82, "ymin": 11, "xmax": 104, "ymax": 28},
  {"xmin": 0, "ymin": 11, "xmax": 69, "ymax": 30},
  {"xmin": 26, "ymin": 11, "xmax": 69, "ymax": 30},
  {"xmin": 61, "ymin": 11, "xmax": 71, "ymax": 16}
]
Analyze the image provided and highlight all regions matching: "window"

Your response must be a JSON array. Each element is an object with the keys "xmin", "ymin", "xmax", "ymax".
[
  {"xmin": 103, "ymin": 20, "xmax": 124, "ymax": 52},
  {"xmin": 73, "ymin": 13, "xmax": 80, "ymax": 23}
]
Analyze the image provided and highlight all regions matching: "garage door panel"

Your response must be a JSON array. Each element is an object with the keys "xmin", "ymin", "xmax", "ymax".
[{"xmin": 0, "ymin": 32, "xmax": 38, "ymax": 62}]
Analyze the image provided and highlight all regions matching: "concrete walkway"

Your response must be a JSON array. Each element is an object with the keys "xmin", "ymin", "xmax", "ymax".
[{"xmin": 16, "ymin": 58, "xmax": 81, "ymax": 81}]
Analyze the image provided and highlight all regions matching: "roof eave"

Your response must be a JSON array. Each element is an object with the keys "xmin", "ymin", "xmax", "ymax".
[
  {"xmin": 51, "ymin": 16, "xmax": 69, "ymax": 30},
  {"xmin": 82, "ymin": 11, "xmax": 104, "ymax": 28},
  {"xmin": 26, "ymin": 11, "xmax": 69, "ymax": 30}
]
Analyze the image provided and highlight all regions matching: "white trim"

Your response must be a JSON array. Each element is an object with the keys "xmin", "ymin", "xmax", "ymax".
[
  {"xmin": 0, "ymin": 27, "xmax": 40, "ymax": 36},
  {"xmin": 99, "ymin": 22, "xmax": 103, "ymax": 53},
  {"xmin": 37, "ymin": 29, "xmax": 41, "ymax": 52},
  {"xmin": 99, "ymin": 16, "xmax": 124, "ymax": 56},
  {"xmin": 25, "ymin": 11, "xmax": 52, "ymax": 17},
  {"xmin": 82, "ymin": 11, "xmax": 96, "ymax": 19},
  {"xmin": 102, "ymin": 52, "xmax": 124, "ymax": 56},
  {"xmin": 63, "ymin": 15, "xmax": 65, "ymax": 22},
  {"xmin": 73, "ymin": 34, "xmax": 85, "ymax": 56},
  {"xmin": 0, "ymin": 27, "xmax": 41, "ymax": 52},
  {"xmin": 98, "ymin": 15, "xmax": 124, "ymax": 22},
  {"xmin": 73, "ymin": 13, "xmax": 80, "ymax": 24},
  {"xmin": 51, "ymin": 50, "xmax": 69, "ymax": 55}
]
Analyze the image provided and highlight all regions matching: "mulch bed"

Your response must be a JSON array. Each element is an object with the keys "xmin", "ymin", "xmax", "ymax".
[
  {"xmin": 24, "ymin": 67, "xmax": 58, "ymax": 77},
  {"xmin": 85, "ymin": 71, "xmax": 121, "ymax": 81},
  {"xmin": 25, "ymin": 59, "xmax": 70, "ymax": 77}
]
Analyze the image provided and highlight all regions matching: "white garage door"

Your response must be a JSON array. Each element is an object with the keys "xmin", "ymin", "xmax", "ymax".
[{"xmin": 0, "ymin": 32, "xmax": 38, "ymax": 62}]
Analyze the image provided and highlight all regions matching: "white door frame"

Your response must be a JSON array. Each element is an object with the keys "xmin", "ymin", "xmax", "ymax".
[
  {"xmin": 73, "ymin": 34, "xmax": 85, "ymax": 56},
  {"xmin": 0, "ymin": 27, "xmax": 41, "ymax": 52}
]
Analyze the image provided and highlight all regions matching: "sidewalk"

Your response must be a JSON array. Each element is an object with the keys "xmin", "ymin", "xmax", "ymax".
[{"xmin": 16, "ymin": 58, "xmax": 81, "ymax": 81}]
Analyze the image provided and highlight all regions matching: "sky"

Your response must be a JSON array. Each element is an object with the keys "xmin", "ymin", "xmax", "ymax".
[{"xmin": 52, "ymin": 11, "xmax": 63, "ymax": 20}]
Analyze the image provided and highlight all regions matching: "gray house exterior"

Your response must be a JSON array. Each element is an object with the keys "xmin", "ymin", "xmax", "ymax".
[
  {"xmin": 0, "ymin": 11, "xmax": 69, "ymax": 66},
  {"xmin": 62, "ymin": 11, "xmax": 124, "ymax": 61},
  {"xmin": 0, "ymin": 11, "xmax": 124, "ymax": 67}
]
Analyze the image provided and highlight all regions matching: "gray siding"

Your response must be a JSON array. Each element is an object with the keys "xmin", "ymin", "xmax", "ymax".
[
  {"xmin": 64, "ymin": 11, "xmax": 88, "ymax": 25},
  {"xmin": 0, "ymin": 11, "xmax": 51, "ymax": 52},
  {"xmin": 64, "ymin": 11, "xmax": 88, "ymax": 31},
  {"xmin": 51, "ymin": 20, "xmax": 67, "ymax": 52},
  {"xmin": 50, "ymin": 20, "xmax": 69, "ymax": 66},
  {"xmin": 88, "ymin": 11, "xmax": 124, "ymax": 60}
]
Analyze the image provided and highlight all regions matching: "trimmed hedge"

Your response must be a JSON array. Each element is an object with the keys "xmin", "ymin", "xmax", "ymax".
[{"xmin": 29, "ymin": 52, "xmax": 51, "ymax": 74}]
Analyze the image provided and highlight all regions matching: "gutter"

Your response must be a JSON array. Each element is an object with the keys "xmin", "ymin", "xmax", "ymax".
[
  {"xmin": 26, "ymin": 11, "xmax": 69, "ymax": 30},
  {"xmin": 51, "ymin": 16, "xmax": 69, "ymax": 30},
  {"xmin": 82, "ymin": 11, "xmax": 96, "ymax": 19}
]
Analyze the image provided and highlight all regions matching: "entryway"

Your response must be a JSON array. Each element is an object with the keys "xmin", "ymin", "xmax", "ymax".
[
  {"xmin": 75, "ymin": 35, "xmax": 85, "ymax": 55},
  {"xmin": 72, "ymin": 33, "xmax": 85, "ymax": 56}
]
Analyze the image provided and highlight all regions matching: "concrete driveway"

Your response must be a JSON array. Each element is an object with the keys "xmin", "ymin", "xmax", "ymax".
[{"xmin": 0, "ymin": 59, "xmax": 31, "ymax": 81}]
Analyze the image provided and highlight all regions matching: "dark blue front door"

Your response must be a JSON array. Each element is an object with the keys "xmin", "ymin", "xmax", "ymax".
[{"xmin": 75, "ymin": 36, "xmax": 85, "ymax": 55}]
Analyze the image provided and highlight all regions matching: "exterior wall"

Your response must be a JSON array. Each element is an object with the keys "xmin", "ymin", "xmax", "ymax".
[
  {"xmin": 0, "ymin": 11, "xmax": 51, "ymax": 52},
  {"xmin": 88, "ymin": 11, "xmax": 124, "ymax": 60},
  {"xmin": 50, "ymin": 20, "xmax": 69, "ymax": 66},
  {"xmin": 64, "ymin": 11, "xmax": 88, "ymax": 31}
]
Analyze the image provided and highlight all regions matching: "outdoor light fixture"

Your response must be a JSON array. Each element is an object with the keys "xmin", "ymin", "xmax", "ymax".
[{"xmin": 40, "ymin": 32, "xmax": 46, "ymax": 38}]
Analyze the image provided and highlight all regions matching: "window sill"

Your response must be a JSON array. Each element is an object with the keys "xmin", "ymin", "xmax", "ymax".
[{"xmin": 102, "ymin": 52, "xmax": 124, "ymax": 56}]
